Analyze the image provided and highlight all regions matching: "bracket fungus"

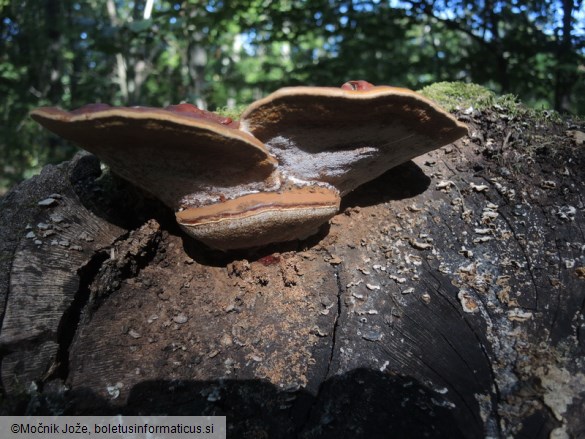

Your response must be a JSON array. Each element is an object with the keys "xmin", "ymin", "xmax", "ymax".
[{"xmin": 31, "ymin": 81, "xmax": 468, "ymax": 250}]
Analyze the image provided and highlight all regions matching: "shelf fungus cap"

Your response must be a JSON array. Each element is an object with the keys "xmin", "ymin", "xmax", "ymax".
[
  {"xmin": 30, "ymin": 104, "xmax": 277, "ymax": 208},
  {"xmin": 176, "ymin": 185, "xmax": 341, "ymax": 250},
  {"xmin": 31, "ymin": 83, "xmax": 468, "ymax": 251},
  {"xmin": 240, "ymin": 81, "xmax": 468, "ymax": 195}
]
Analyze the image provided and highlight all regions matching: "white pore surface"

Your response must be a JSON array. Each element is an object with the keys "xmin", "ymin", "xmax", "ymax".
[{"xmin": 268, "ymin": 135, "xmax": 380, "ymax": 192}]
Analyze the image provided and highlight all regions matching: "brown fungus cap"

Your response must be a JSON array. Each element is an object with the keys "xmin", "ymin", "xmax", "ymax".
[
  {"xmin": 176, "ymin": 186, "xmax": 341, "ymax": 250},
  {"xmin": 240, "ymin": 82, "xmax": 468, "ymax": 195},
  {"xmin": 30, "ymin": 105, "xmax": 276, "ymax": 208}
]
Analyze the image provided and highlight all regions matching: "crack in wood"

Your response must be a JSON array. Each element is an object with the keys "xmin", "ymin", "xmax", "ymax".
[
  {"xmin": 49, "ymin": 222, "xmax": 162, "ymax": 384},
  {"xmin": 47, "ymin": 250, "xmax": 110, "ymax": 382},
  {"xmin": 327, "ymin": 267, "xmax": 343, "ymax": 378},
  {"xmin": 295, "ymin": 265, "xmax": 344, "ymax": 436}
]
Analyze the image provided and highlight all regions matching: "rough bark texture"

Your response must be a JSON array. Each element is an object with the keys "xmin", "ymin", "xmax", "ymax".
[{"xmin": 1, "ymin": 108, "xmax": 584, "ymax": 439}]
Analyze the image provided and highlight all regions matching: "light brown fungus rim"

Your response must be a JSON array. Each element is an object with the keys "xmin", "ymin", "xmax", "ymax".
[{"xmin": 176, "ymin": 186, "xmax": 341, "ymax": 225}]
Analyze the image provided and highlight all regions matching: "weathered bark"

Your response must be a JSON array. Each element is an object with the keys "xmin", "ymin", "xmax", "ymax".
[
  {"xmin": 1, "ymin": 108, "xmax": 584, "ymax": 439},
  {"xmin": 0, "ymin": 154, "xmax": 126, "ymax": 395}
]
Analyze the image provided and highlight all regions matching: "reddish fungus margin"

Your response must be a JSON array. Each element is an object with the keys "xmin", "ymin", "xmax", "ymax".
[
  {"xmin": 341, "ymin": 80, "xmax": 375, "ymax": 91},
  {"xmin": 43, "ymin": 102, "xmax": 239, "ymax": 129},
  {"xmin": 70, "ymin": 103, "xmax": 112, "ymax": 115},
  {"xmin": 165, "ymin": 103, "xmax": 238, "ymax": 128}
]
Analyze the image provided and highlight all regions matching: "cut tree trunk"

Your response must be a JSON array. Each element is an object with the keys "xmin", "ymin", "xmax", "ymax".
[{"xmin": 1, "ymin": 108, "xmax": 584, "ymax": 439}]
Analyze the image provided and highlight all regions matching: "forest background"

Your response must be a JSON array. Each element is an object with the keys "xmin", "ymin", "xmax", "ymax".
[{"xmin": 1, "ymin": 0, "xmax": 584, "ymax": 194}]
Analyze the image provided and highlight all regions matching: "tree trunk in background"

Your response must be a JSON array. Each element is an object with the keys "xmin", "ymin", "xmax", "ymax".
[
  {"xmin": 188, "ymin": 40, "xmax": 208, "ymax": 109},
  {"xmin": 105, "ymin": 0, "xmax": 154, "ymax": 105},
  {"xmin": 66, "ymin": 1, "xmax": 80, "ymax": 105},
  {"xmin": 554, "ymin": 0, "xmax": 577, "ymax": 111},
  {"xmin": 45, "ymin": 0, "xmax": 64, "ymax": 103},
  {"xmin": 106, "ymin": 0, "xmax": 129, "ymax": 102},
  {"xmin": 1, "ymin": 107, "xmax": 584, "ymax": 438}
]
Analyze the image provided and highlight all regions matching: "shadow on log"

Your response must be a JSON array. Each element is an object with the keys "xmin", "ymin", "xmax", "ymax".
[
  {"xmin": 1, "ymin": 107, "xmax": 584, "ymax": 439},
  {"xmin": 64, "ymin": 370, "xmax": 467, "ymax": 438}
]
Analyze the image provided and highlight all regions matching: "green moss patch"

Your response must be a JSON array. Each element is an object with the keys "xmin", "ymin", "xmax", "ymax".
[
  {"xmin": 419, "ymin": 82, "xmax": 508, "ymax": 111},
  {"xmin": 215, "ymin": 104, "xmax": 248, "ymax": 120},
  {"xmin": 419, "ymin": 82, "xmax": 572, "ymax": 124}
]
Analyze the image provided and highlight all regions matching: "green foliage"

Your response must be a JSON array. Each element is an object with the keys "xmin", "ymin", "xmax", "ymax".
[{"xmin": 1, "ymin": 0, "xmax": 584, "ymax": 194}]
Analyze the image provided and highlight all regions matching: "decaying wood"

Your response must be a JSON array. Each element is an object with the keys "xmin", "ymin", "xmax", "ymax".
[
  {"xmin": 1, "ymin": 109, "xmax": 584, "ymax": 439},
  {"xmin": 0, "ymin": 155, "xmax": 125, "ymax": 394}
]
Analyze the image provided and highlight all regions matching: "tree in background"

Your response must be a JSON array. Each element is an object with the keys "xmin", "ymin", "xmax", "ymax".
[
  {"xmin": 403, "ymin": 0, "xmax": 585, "ymax": 111},
  {"xmin": 1, "ymin": 0, "xmax": 584, "ymax": 193}
]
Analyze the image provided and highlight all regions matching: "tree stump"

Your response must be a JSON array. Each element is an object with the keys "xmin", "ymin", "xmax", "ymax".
[{"xmin": 1, "ymin": 108, "xmax": 584, "ymax": 439}]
